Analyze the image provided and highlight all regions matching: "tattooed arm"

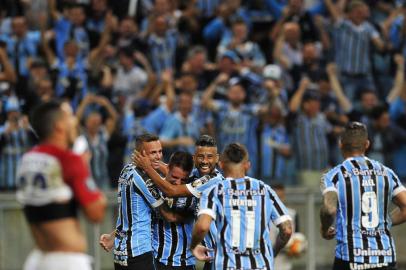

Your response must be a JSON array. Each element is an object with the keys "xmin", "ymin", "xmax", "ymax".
[
  {"xmin": 273, "ymin": 220, "xmax": 293, "ymax": 256},
  {"xmin": 320, "ymin": 191, "xmax": 338, "ymax": 240}
]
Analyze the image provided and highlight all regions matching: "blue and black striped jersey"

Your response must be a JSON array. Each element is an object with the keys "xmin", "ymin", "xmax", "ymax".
[
  {"xmin": 187, "ymin": 168, "xmax": 223, "ymax": 256},
  {"xmin": 152, "ymin": 195, "xmax": 197, "ymax": 267},
  {"xmin": 113, "ymin": 164, "xmax": 164, "ymax": 266},
  {"xmin": 321, "ymin": 156, "xmax": 406, "ymax": 265},
  {"xmin": 199, "ymin": 176, "xmax": 291, "ymax": 270}
]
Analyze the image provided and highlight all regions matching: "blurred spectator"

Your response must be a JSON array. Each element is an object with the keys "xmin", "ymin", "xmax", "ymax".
[
  {"xmin": 160, "ymin": 92, "xmax": 201, "ymax": 157},
  {"xmin": 141, "ymin": 0, "xmax": 178, "ymax": 34},
  {"xmin": 388, "ymin": 82, "xmax": 406, "ymax": 182},
  {"xmin": 259, "ymin": 100, "xmax": 291, "ymax": 184},
  {"xmin": 0, "ymin": 96, "xmax": 33, "ymax": 190},
  {"xmin": 389, "ymin": 6, "xmax": 406, "ymax": 57},
  {"xmin": 86, "ymin": 0, "xmax": 115, "ymax": 36},
  {"xmin": 0, "ymin": 45, "xmax": 16, "ymax": 83},
  {"xmin": 76, "ymin": 94, "xmax": 118, "ymax": 189},
  {"xmin": 45, "ymin": 39, "xmax": 88, "ymax": 108},
  {"xmin": 202, "ymin": 75, "xmax": 269, "ymax": 174},
  {"xmin": 203, "ymin": 1, "xmax": 250, "ymax": 60},
  {"xmin": 325, "ymin": 0, "xmax": 386, "ymax": 101},
  {"xmin": 147, "ymin": 15, "xmax": 178, "ymax": 75},
  {"xmin": 261, "ymin": 64, "xmax": 289, "ymax": 106},
  {"xmin": 0, "ymin": 16, "xmax": 40, "ymax": 92},
  {"xmin": 288, "ymin": 78, "xmax": 336, "ymax": 188},
  {"xmin": 367, "ymin": 105, "xmax": 406, "ymax": 165},
  {"xmin": 273, "ymin": 22, "xmax": 303, "ymax": 90},
  {"xmin": 113, "ymin": 16, "xmax": 147, "ymax": 53},
  {"xmin": 181, "ymin": 46, "xmax": 217, "ymax": 92},
  {"xmin": 268, "ymin": 0, "xmax": 320, "ymax": 43},
  {"xmin": 217, "ymin": 18, "xmax": 266, "ymax": 71},
  {"xmin": 49, "ymin": 1, "xmax": 90, "ymax": 61},
  {"xmin": 112, "ymin": 47, "xmax": 149, "ymax": 106}
]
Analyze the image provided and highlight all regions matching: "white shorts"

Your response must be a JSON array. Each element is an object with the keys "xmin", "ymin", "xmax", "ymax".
[{"xmin": 23, "ymin": 249, "xmax": 93, "ymax": 270}]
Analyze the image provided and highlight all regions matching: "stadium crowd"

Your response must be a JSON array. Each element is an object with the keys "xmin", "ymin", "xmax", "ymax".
[{"xmin": 1, "ymin": 0, "xmax": 406, "ymax": 191}]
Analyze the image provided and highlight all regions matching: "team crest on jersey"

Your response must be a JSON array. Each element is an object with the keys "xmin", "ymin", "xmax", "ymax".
[
  {"xmin": 191, "ymin": 175, "xmax": 210, "ymax": 188},
  {"xmin": 165, "ymin": 197, "xmax": 174, "ymax": 208}
]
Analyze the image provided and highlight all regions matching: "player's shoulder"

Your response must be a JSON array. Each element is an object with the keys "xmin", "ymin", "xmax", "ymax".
[
  {"xmin": 244, "ymin": 176, "xmax": 270, "ymax": 188},
  {"xmin": 365, "ymin": 157, "xmax": 397, "ymax": 177},
  {"xmin": 33, "ymin": 144, "xmax": 83, "ymax": 165},
  {"xmin": 323, "ymin": 163, "xmax": 345, "ymax": 180},
  {"xmin": 120, "ymin": 163, "xmax": 144, "ymax": 180}
]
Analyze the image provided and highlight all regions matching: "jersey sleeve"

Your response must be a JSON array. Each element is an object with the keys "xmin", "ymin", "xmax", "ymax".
[
  {"xmin": 132, "ymin": 172, "xmax": 164, "ymax": 208},
  {"xmin": 186, "ymin": 175, "xmax": 219, "ymax": 198},
  {"xmin": 197, "ymin": 185, "xmax": 218, "ymax": 220},
  {"xmin": 389, "ymin": 169, "xmax": 406, "ymax": 198},
  {"xmin": 320, "ymin": 169, "xmax": 339, "ymax": 195},
  {"xmin": 65, "ymin": 154, "xmax": 103, "ymax": 207},
  {"xmin": 267, "ymin": 186, "xmax": 291, "ymax": 226}
]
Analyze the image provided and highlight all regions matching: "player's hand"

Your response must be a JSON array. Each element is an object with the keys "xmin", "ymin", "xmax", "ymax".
[
  {"xmin": 99, "ymin": 233, "xmax": 114, "ymax": 252},
  {"xmin": 191, "ymin": 245, "xmax": 213, "ymax": 262},
  {"xmin": 132, "ymin": 150, "xmax": 152, "ymax": 170},
  {"xmin": 321, "ymin": 226, "xmax": 336, "ymax": 240}
]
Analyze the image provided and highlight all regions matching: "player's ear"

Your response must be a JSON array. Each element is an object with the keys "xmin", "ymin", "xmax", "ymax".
[
  {"xmin": 365, "ymin": 139, "xmax": 370, "ymax": 151},
  {"xmin": 54, "ymin": 119, "xmax": 65, "ymax": 134},
  {"xmin": 215, "ymin": 153, "xmax": 219, "ymax": 163},
  {"xmin": 219, "ymin": 160, "xmax": 225, "ymax": 171},
  {"xmin": 244, "ymin": 160, "xmax": 251, "ymax": 172}
]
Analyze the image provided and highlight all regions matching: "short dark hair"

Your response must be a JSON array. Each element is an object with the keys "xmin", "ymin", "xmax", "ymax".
[
  {"xmin": 168, "ymin": 151, "xmax": 194, "ymax": 173},
  {"xmin": 135, "ymin": 133, "xmax": 159, "ymax": 151},
  {"xmin": 30, "ymin": 100, "xmax": 64, "ymax": 141},
  {"xmin": 340, "ymin": 122, "xmax": 368, "ymax": 153},
  {"xmin": 195, "ymin": 135, "xmax": 217, "ymax": 147},
  {"xmin": 271, "ymin": 182, "xmax": 285, "ymax": 191},
  {"xmin": 221, "ymin": 143, "xmax": 248, "ymax": 164}
]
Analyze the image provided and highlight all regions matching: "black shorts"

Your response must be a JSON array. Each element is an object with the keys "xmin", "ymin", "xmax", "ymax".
[
  {"xmin": 333, "ymin": 258, "xmax": 397, "ymax": 270},
  {"xmin": 114, "ymin": 252, "xmax": 155, "ymax": 270},
  {"xmin": 154, "ymin": 259, "xmax": 195, "ymax": 270},
  {"xmin": 203, "ymin": 262, "xmax": 212, "ymax": 270}
]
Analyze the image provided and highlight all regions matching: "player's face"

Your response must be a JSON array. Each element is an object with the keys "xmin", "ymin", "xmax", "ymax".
[
  {"xmin": 142, "ymin": 140, "xmax": 163, "ymax": 170},
  {"xmin": 166, "ymin": 166, "xmax": 189, "ymax": 185},
  {"xmin": 194, "ymin": 146, "xmax": 219, "ymax": 175}
]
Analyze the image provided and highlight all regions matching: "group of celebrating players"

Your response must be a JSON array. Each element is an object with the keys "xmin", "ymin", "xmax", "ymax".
[{"xmin": 14, "ymin": 100, "xmax": 406, "ymax": 270}]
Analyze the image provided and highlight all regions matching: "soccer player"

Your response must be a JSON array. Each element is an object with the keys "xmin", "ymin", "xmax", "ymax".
[
  {"xmin": 320, "ymin": 122, "xmax": 406, "ymax": 270},
  {"xmin": 133, "ymin": 135, "xmax": 222, "ymax": 270},
  {"xmin": 101, "ymin": 133, "xmax": 189, "ymax": 270},
  {"xmin": 151, "ymin": 151, "xmax": 196, "ymax": 270},
  {"xmin": 16, "ymin": 101, "xmax": 107, "ymax": 270},
  {"xmin": 190, "ymin": 143, "xmax": 293, "ymax": 269}
]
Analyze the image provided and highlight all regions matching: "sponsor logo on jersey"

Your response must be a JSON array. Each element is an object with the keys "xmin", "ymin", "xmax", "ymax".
[{"xmin": 353, "ymin": 248, "xmax": 392, "ymax": 257}]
